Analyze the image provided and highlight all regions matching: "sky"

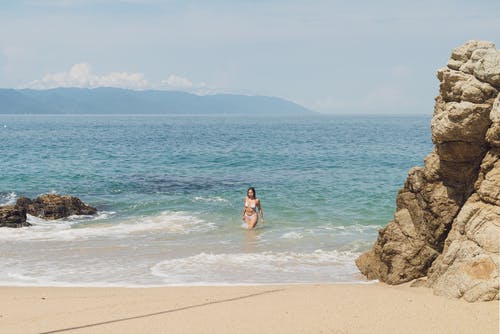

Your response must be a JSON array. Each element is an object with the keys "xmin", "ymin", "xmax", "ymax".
[{"xmin": 0, "ymin": 0, "xmax": 499, "ymax": 114}]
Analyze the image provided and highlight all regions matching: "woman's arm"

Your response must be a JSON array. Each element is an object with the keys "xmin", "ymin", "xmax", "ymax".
[{"xmin": 258, "ymin": 200, "xmax": 264, "ymax": 225}]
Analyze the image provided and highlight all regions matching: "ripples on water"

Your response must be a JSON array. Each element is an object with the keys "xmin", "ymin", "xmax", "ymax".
[{"xmin": 0, "ymin": 115, "xmax": 432, "ymax": 285}]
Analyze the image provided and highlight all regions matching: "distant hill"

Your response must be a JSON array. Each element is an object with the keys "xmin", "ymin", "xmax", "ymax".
[{"xmin": 0, "ymin": 88, "xmax": 314, "ymax": 115}]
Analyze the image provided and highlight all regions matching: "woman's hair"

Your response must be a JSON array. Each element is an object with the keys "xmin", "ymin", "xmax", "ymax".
[{"xmin": 247, "ymin": 187, "xmax": 256, "ymax": 198}]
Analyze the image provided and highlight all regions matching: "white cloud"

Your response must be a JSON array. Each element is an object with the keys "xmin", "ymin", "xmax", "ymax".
[
  {"xmin": 161, "ymin": 74, "xmax": 193, "ymax": 89},
  {"xmin": 25, "ymin": 63, "xmax": 223, "ymax": 94},
  {"xmin": 160, "ymin": 74, "xmax": 221, "ymax": 95},
  {"xmin": 27, "ymin": 62, "xmax": 151, "ymax": 90}
]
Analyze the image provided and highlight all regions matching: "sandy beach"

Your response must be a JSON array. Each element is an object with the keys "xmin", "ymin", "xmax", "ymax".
[{"xmin": 0, "ymin": 283, "xmax": 497, "ymax": 334}]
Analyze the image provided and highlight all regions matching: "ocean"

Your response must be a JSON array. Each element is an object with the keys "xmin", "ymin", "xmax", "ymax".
[{"xmin": 0, "ymin": 114, "xmax": 432, "ymax": 286}]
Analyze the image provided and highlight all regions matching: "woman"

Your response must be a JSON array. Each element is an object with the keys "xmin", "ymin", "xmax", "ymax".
[{"xmin": 241, "ymin": 187, "xmax": 264, "ymax": 229}]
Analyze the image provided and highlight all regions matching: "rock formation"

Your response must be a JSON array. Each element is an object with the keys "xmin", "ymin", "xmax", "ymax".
[
  {"xmin": 356, "ymin": 40, "xmax": 499, "ymax": 302},
  {"xmin": 15, "ymin": 194, "xmax": 97, "ymax": 220},
  {"xmin": 0, "ymin": 194, "xmax": 97, "ymax": 227},
  {"xmin": 0, "ymin": 205, "xmax": 30, "ymax": 228}
]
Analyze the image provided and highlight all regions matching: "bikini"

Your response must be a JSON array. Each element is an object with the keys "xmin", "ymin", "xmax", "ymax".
[{"xmin": 244, "ymin": 199, "xmax": 257, "ymax": 221}]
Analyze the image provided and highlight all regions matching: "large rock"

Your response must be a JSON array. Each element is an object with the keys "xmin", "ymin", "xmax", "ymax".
[
  {"xmin": 355, "ymin": 157, "xmax": 464, "ymax": 284},
  {"xmin": 0, "ymin": 205, "xmax": 30, "ymax": 228},
  {"xmin": 356, "ymin": 40, "xmax": 499, "ymax": 302},
  {"xmin": 485, "ymin": 94, "xmax": 500, "ymax": 147},
  {"xmin": 473, "ymin": 49, "xmax": 500, "ymax": 87},
  {"xmin": 15, "ymin": 194, "xmax": 97, "ymax": 220},
  {"xmin": 447, "ymin": 40, "xmax": 495, "ymax": 71},
  {"xmin": 426, "ymin": 192, "xmax": 500, "ymax": 302}
]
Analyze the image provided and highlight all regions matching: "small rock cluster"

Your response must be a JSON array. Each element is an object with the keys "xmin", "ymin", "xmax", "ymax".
[{"xmin": 0, "ymin": 194, "xmax": 97, "ymax": 228}]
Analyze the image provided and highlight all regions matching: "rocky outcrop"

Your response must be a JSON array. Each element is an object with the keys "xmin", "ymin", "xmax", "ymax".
[
  {"xmin": 0, "ymin": 205, "xmax": 30, "ymax": 228},
  {"xmin": 426, "ymin": 94, "xmax": 500, "ymax": 302},
  {"xmin": 0, "ymin": 194, "xmax": 97, "ymax": 227},
  {"xmin": 15, "ymin": 194, "xmax": 97, "ymax": 220},
  {"xmin": 356, "ymin": 40, "xmax": 500, "ymax": 302}
]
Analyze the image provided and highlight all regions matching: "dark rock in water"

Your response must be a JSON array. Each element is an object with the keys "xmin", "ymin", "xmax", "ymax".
[
  {"xmin": 1, "ymin": 194, "xmax": 97, "ymax": 228},
  {"xmin": 15, "ymin": 197, "xmax": 32, "ymax": 211},
  {"xmin": 0, "ymin": 205, "xmax": 30, "ymax": 228},
  {"xmin": 15, "ymin": 194, "xmax": 97, "ymax": 220}
]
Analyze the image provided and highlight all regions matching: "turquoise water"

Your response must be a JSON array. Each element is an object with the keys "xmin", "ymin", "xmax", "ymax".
[{"xmin": 0, "ymin": 114, "xmax": 432, "ymax": 286}]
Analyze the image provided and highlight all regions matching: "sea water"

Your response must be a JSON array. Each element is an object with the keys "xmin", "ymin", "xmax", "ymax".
[{"xmin": 0, "ymin": 114, "xmax": 432, "ymax": 286}]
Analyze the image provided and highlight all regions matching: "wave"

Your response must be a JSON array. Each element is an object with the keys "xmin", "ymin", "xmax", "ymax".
[
  {"xmin": 0, "ymin": 249, "xmax": 365, "ymax": 287},
  {"xmin": 1, "ymin": 270, "xmax": 154, "ymax": 288},
  {"xmin": 309, "ymin": 223, "xmax": 382, "ymax": 235},
  {"xmin": 0, "ymin": 192, "xmax": 17, "ymax": 205},
  {"xmin": 280, "ymin": 231, "xmax": 303, "ymax": 239},
  {"xmin": 268, "ymin": 224, "xmax": 380, "ymax": 242},
  {"xmin": 151, "ymin": 250, "xmax": 362, "ymax": 284},
  {"xmin": 0, "ymin": 210, "xmax": 215, "ymax": 241},
  {"xmin": 192, "ymin": 196, "xmax": 229, "ymax": 203}
]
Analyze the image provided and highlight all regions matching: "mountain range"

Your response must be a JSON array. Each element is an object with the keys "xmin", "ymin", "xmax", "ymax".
[{"xmin": 0, "ymin": 88, "xmax": 313, "ymax": 115}]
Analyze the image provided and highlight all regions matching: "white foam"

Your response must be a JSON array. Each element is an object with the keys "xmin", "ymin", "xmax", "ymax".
[
  {"xmin": 0, "ymin": 192, "xmax": 17, "ymax": 205},
  {"xmin": 63, "ymin": 211, "xmax": 116, "ymax": 222},
  {"xmin": 193, "ymin": 196, "xmax": 229, "ymax": 203},
  {"xmin": 0, "ymin": 249, "xmax": 366, "ymax": 287},
  {"xmin": 151, "ymin": 250, "xmax": 360, "ymax": 284},
  {"xmin": 0, "ymin": 270, "xmax": 145, "ymax": 287},
  {"xmin": 7, "ymin": 272, "xmax": 39, "ymax": 282},
  {"xmin": 93, "ymin": 211, "xmax": 115, "ymax": 220},
  {"xmin": 313, "ymin": 224, "xmax": 381, "ymax": 234},
  {"xmin": 110, "ymin": 211, "xmax": 215, "ymax": 235},
  {"xmin": 2, "ymin": 266, "xmax": 63, "ymax": 286},
  {"xmin": 280, "ymin": 232, "xmax": 303, "ymax": 239},
  {"xmin": 0, "ymin": 211, "xmax": 214, "ymax": 241}
]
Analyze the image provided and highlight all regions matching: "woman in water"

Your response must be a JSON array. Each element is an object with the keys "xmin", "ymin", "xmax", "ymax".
[{"xmin": 242, "ymin": 187, "xmax": 264, "ymax": 229}]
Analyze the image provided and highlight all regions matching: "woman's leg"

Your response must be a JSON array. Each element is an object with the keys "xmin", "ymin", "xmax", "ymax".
[{"xmin": 248, "ymin": 215, "xmax": 258, "ymax": 229}]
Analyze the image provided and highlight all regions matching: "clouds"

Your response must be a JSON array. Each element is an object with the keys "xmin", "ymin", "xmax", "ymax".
[
  {"xmin": 161, "ymin": 74, "xmax": 193, "ymax": 89},
  {"xmin": 27, "ymin": 62, "xmax": 150, "ymax": 89},
  {"xmin": 1, "ymin": 1, "xmax": 499, "ymax": 113},
  {"xmin": 26, "ymin": 62, "xmax": 218, "ymax": 94}
]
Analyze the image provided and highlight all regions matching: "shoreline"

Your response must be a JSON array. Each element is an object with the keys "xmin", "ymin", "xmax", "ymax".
[
  {"xmin": 1, "ymin": 282, "xmax": 498, "ymax": 334},
  {"xmin": 0, "ymin": 278, "xmax": 378, "ymax": 288}
]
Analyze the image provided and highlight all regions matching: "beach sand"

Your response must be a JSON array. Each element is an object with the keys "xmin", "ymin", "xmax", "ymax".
[{"xmin": 0, "ymin": 283, "xmax": 498, "ymax": 334}]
